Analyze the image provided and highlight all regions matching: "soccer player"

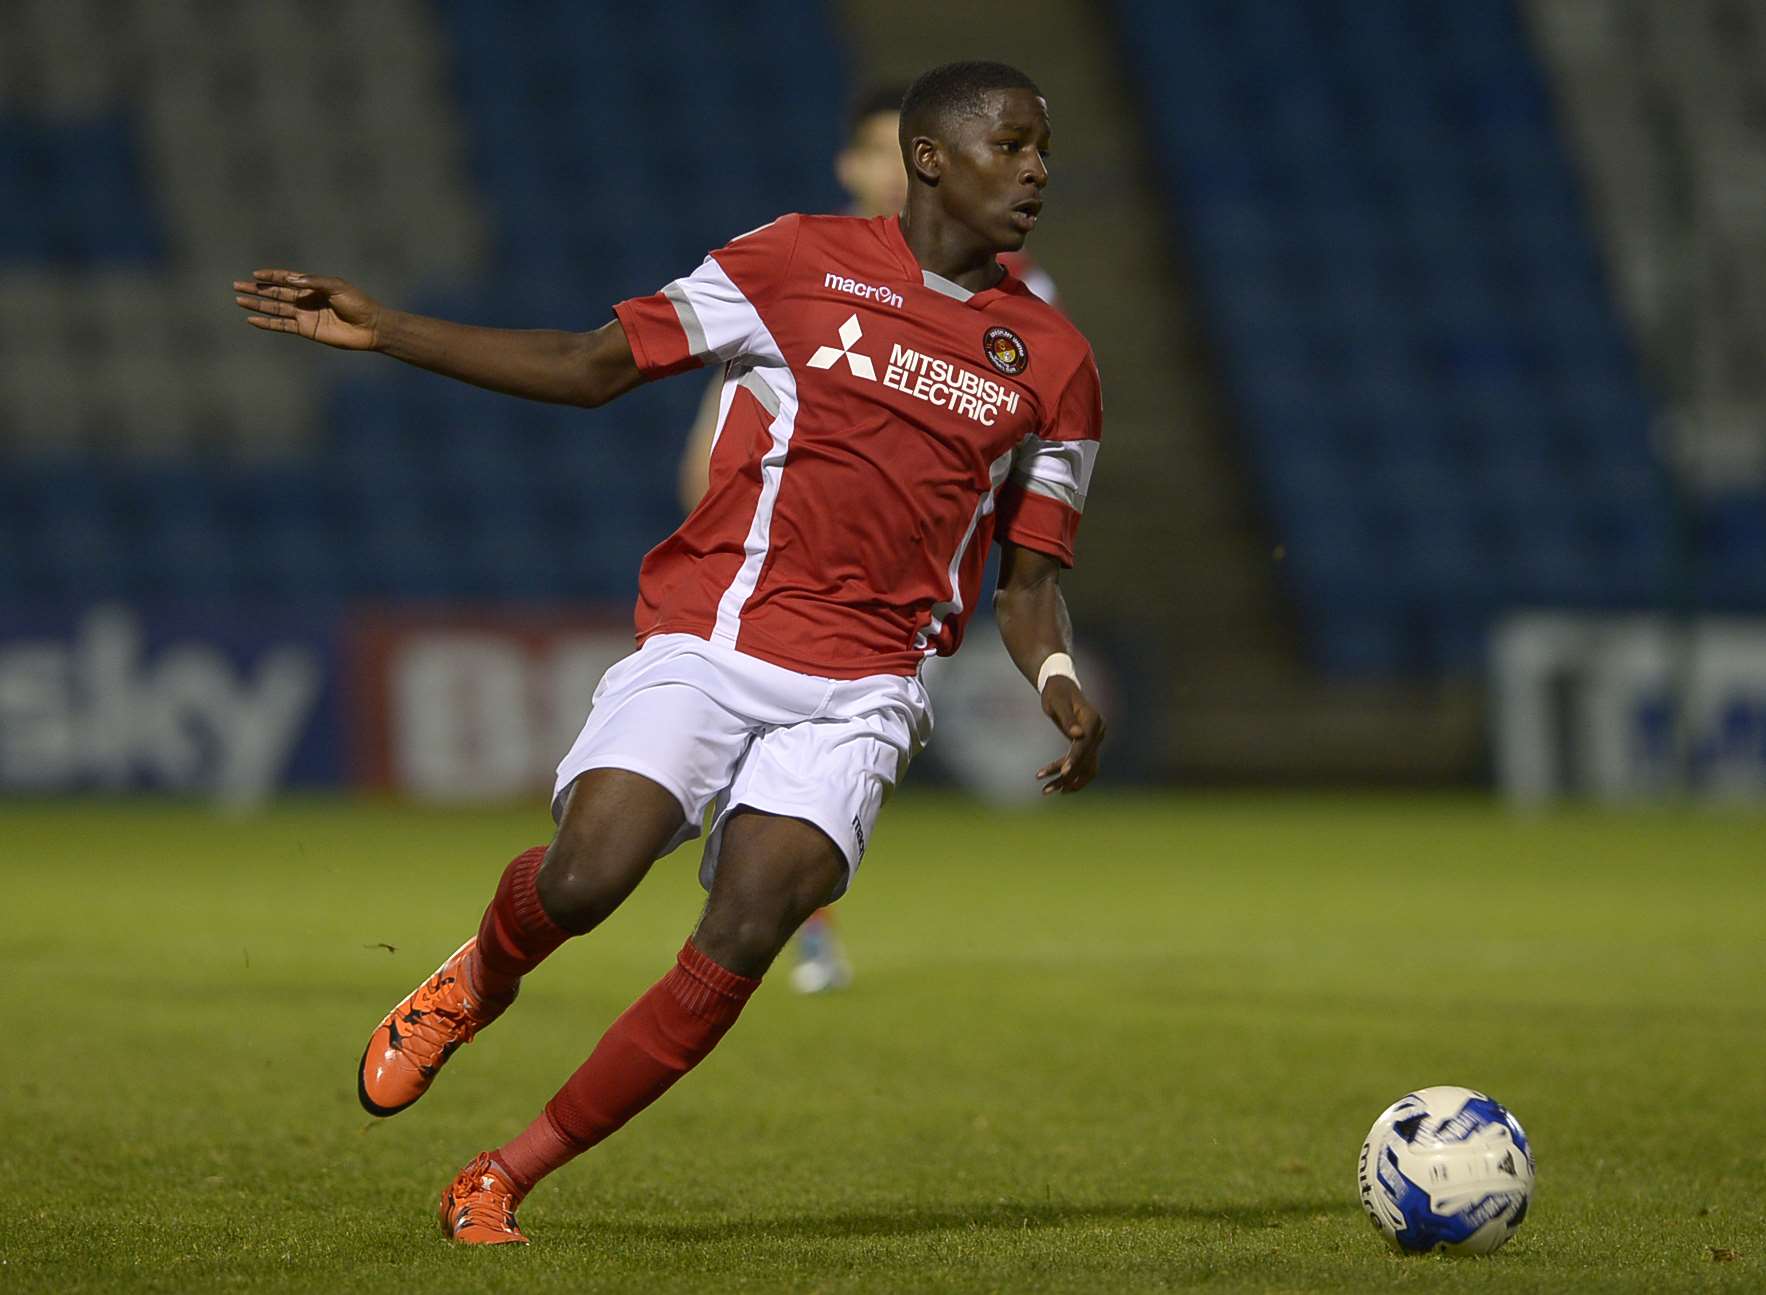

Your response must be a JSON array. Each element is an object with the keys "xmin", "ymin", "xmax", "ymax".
[
  {"xmin": 232, "ymin": 60, "xmax": 1104, "ymax": 1246},
  {"xmin": 676, "ymin": 84, "xmax": 1062, "ymax": 994}
]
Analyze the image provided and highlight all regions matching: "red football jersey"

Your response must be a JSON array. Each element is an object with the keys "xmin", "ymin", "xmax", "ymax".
[{"xmin": 614, "ymin": 213, "xmax": 1102, "ymax": 680}]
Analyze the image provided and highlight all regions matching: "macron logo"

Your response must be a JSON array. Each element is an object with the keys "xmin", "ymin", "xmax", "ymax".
[
  {"xmin": 807, "ymin": 313, "xmax": 876, "ymax": 381},
  {"xmin": 824, "ymin": 272, "xmax": 904, "ymax": 309}
]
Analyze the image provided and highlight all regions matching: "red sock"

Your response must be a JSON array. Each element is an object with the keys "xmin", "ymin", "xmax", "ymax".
[
  {"xmin": 467, "ymin": 846, "xmax": 570, "ymax": 1004},
  {"xmin": 493, "ymin": 940, "xmax": 759, "ymax": 1194}
]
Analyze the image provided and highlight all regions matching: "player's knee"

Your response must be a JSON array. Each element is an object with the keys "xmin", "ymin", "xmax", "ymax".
[
  {"xmin": 695, "ymin": 855, "xmax": 840, "ymax": 976},
  {"xmin": 694, "ymin": 898, "xmax": 796, "ymax": 977},
  {"xmin": 537, "ymin": 770, "xmax": 683, "ymax": 931},
  {"xmin": 535, "ymin": 833, "xmax": 651, "ymax": 935}
]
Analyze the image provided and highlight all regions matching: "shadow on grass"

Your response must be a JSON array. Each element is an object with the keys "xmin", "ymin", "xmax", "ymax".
[{"xmin": 557, "ymin": 1196, "xmax": 1355, "ymax": 1246}]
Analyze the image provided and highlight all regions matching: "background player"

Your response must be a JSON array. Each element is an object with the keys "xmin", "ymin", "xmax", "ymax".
[
  {"xmin": 677, "ymin": 83, "xmax": 1063, "ymax": 994},
  {"xmin": 232, "ymin": 60, "xmax": 1105, "ymax": 1247}
]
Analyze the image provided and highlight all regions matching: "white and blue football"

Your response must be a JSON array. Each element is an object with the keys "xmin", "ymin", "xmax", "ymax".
[{"xmin": 1357, "ymin": 1086, "xmax": 1534, "ymax": 1255}]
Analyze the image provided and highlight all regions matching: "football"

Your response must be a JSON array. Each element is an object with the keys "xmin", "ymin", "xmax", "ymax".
[{"xmin": 1357, "ymin": 1086, "xmax": 1535, "ymax": 1255}]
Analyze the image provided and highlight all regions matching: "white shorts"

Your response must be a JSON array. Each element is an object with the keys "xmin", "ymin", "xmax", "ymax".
[{"xmin": 552, "ymin": 633, "xmax": 932, "ymax": 900}]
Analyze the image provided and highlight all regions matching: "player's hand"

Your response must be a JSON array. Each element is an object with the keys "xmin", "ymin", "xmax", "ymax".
[
  {"xmin": 1035, "ymin": 676, "xmax": 1105, "ymax": 795},
  {"xmin": 232, "ymin": 269, "xmax": 383, "ymax": 350}
]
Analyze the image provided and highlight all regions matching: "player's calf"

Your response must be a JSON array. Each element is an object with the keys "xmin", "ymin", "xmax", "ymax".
[
  {"xmin": 472, "ymin": 845, "xmax": 573, "ymax": 1001},
  {"xmin": 692, "ymin": 809, "xmax": 849, "ymax": 977}
]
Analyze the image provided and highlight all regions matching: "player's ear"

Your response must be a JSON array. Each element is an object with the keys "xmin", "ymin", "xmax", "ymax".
[{"xmin": 908, "ymin": 136, "xmax": 942, "ymax": 185}]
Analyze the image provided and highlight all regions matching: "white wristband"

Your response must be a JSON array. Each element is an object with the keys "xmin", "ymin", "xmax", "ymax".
[{"xmin": 1036, "ymin": 652, "xmax": 1079, "ymax": 694}]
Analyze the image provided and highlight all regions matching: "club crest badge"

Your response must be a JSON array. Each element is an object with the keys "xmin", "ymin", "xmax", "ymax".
[{"xmin": 982, "ymin": 326, "xmax": 1029, "ymax": 376}]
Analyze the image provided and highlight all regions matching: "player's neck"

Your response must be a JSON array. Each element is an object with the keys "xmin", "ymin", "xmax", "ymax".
[{"xmin": 896, "ymin": 207, "xmax": 1004, "ymax": 294}]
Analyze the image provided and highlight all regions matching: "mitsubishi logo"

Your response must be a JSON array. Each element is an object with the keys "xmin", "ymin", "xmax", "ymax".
[{"xmin": 806, "ymin": 313, "xmax": 876, "ymax": 381}]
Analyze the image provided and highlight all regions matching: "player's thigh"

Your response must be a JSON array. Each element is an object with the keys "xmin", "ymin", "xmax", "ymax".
[
  {"xmin": 539, "ymin": 768, "xmax": 688, "ymax": 928},
  {"xmin": 554, "ymin": 765, "xmax": 688, "ymax": 849},
  {"xmin": 551, "ymin": 637, "xmax": 761, "ymax": 853}
]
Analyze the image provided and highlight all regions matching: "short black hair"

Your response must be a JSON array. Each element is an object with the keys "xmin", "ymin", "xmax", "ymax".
[
  {"xmin": 898, "ymin": 61, "xmax": 1041, "ymax": 158},
  {"xmin": 847, "ymin": 82, "xmax": 910, "ymax": 140}
]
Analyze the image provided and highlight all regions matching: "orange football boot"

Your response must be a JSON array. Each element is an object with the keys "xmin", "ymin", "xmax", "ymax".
[
  {"xmin": 357, "ymin": 938, "xmax": 509, "ymax": 1117},
  {"xmin": 439, "ymin": 1152, "xmax": 530, "ymax": 1245}
]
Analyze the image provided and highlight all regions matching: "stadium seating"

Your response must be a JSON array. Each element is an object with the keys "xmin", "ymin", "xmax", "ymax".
[
  {"xmin": 1114, "ymin": 0, "xmax": 1690, "ymax": 674},
  {"xmin": 1525, "ymin": 0, "xmax": 1766, "ymax": 616},
  {"xmin": 0, "ymin": 116, "xmax": 162, "ymax": 266},
  {"xmin": 8, "ymin": 0, "xmax": 1760, "ymax": 686},
  {"xmin": 0, "ymin": 0, "xmax": 844, "ymax": 613}
]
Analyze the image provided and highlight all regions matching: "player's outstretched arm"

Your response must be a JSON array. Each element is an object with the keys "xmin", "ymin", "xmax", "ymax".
[
  {"xmin": 993, "ymin": 541, "xmax": 1107, "ymax": 795},
  {"xmin": 231, "ymin": 269, "xmax": 644, "ymax": 408}
]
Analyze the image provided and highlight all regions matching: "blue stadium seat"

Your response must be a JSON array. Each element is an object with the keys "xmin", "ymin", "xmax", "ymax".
[
  {"xmin": 1394, "ymin": 499, "xmax": 1487, "ymax": 600},
  {"xmin": 1308, "ymin": 606, "xmax": 1413, "ymax": 676},
  {"xmin": 1695, "ymin": 495, "xmax": 1766, "ymax": 607},
  {"xmin": 1428, "ymin": 602, "xmax": 1495, "ymax": 674},
  {"xmin": 0, "ymin": 117, "xmax": 161, "ymax": 265}
]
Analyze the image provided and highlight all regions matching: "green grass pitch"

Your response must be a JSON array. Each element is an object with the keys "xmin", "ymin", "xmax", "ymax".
[{"xmin": 3, "ymin": 791, "xmax": 1762, "ymax": 1292}]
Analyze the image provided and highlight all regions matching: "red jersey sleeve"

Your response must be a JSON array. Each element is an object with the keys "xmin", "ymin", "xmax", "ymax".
[
  {"xmin": 994, "ymin": 348, "xmax": 1103, "ymax": 567},
  {"xmin": 612, "ymin": 215, "xmax": 803, "ymax": 379}
]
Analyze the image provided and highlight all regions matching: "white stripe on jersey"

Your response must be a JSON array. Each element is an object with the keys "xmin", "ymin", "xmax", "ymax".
[
  {"xmin": 913, "ymin": 447, "xmax": 1017, "ymax": 656},
  {"xmin": 1010, "ymin": 435, "xmax": 1100, "ymax": 513},
  {"xmin": 707, "ymin": 302, "xmax": 798, "ymax": 648},
  {"xmin": 734, "ymin": 365, "xmax": 782, "ymax": 417},
  {"xmin": 703, "ymin": 362, "xmax": 783, "ymax": 468},
  {"xmin": 702, "ymin": 363, "xmax": 739, "ymax": 464},
  {"xmin": 665, "ymin": 256, "xmax": 789, "ymax": 368}
]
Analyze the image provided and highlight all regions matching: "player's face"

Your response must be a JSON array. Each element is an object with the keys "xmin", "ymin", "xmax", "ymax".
[
  {"xmin": 938, "ymin": 89, "xmax": 1050, "ymax": 252},
  {"xmin": 836, "ymin": 111, "xmax": 909, "ymax": 218}
]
